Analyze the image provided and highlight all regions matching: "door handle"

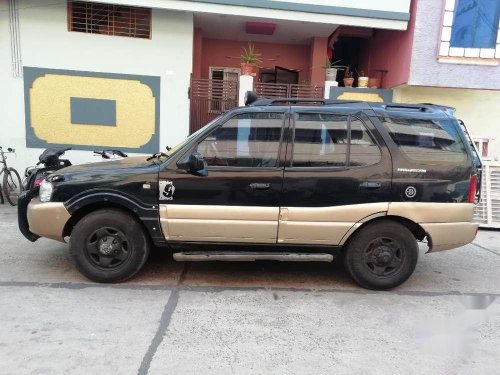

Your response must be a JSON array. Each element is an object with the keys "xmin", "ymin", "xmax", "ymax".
[
  {"xmin": 249, "ymin": 182, "xmax": 271, "ymax": 190},
  {"xmin": 360, "ymin": 181, "xmax": 382, "ymax": 190}
]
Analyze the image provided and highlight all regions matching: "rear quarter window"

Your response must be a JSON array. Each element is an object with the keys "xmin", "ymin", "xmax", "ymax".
[{"xmin": 380, "ymin": 116, "xmax": 467, "ymax": 164}]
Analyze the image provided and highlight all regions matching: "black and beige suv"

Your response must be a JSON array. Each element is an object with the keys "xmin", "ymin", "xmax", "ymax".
[{"xmin": 18, "ymin": 94, "xmax": 481, "ymax": 290}]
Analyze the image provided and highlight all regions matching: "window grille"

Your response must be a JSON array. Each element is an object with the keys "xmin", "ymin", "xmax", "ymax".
[{"xmin": 68, "ymin": 1, "xmax": 151, "ymax": 39}]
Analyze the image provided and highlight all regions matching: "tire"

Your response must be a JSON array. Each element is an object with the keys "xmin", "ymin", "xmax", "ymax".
[
  {"xmin": 70, "ymin": 209, "xmax": 150, "ymax": 283},
  {"xmin": 343, "ymin": 221, "xmax": 419, "ymax": 290},
  {"xmin": 3, "ymin": 168, "xmax": 23, "ymax": 206}
]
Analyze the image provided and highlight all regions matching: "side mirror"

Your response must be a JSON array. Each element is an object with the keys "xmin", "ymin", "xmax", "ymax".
[{"xmin": 177, "ymin": 152, "xmax": 207, "ymax": 176}]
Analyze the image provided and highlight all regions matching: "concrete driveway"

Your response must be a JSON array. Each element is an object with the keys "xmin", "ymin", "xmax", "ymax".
[{"xmin": 1, "ymin": 204, "xmax": 499, "ymax": 374}]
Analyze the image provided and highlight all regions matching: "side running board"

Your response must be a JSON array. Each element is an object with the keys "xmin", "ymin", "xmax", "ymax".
[{"xmin": 173, "ymin": 251, "xmax": 334, "ymax": 262}]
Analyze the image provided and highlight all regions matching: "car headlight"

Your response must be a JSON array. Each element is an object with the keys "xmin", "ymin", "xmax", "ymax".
[{"xmin": 39, "ymin": 179, "xmax": 53, "ymax": 202}]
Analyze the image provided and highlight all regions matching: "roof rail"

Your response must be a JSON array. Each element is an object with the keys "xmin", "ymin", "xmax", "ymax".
[
  {"xmin": 383, "ymin": 103, "xmax": 430, "ymax": 112},
  {"xmin": 419, "ymin": 103, "xmax": 456, "ymax": 111},
  {"xmin": 249, "ymin": 97, "xmax": 362, "ymax": 106}
]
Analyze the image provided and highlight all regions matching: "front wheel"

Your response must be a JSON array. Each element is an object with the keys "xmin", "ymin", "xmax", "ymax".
[
  {"xmin": 343, "ymin": 221, "xmax": 419, "ymax": 290},
  {"xmin": 70, "ymin": 209, "xmax": 150, "ymax": 283},
  {"xmin": 2, "ymin": 168, "xmax": 23, "ymax": 206}
]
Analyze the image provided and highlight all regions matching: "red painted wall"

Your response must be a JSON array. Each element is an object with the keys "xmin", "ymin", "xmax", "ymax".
[
  {"xmin": 309, "ymin": 36, "xmax": 328, "ymax": 86},
  {"xmin": 200, "ymin": 38, "xmax": 311, "ymax": 83},
  {"xmin": 364, "ymin": 0, "xmax": 417, "ymax": 88},
  {"xmin": 192, "ymin": 28, "xmax": 203, "ymax": 79}
]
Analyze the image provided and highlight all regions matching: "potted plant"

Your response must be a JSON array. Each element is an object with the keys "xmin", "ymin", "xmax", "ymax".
[
  {"xmin": 323, "ymin": 58, "xmax": 345, "ymax": 82},
  {"xmin": 357, "ymin": 70, "xmax": 369, "ymax": 88},
  {"xmin": 368, "ymin": 77, "xmax": 380, "ymax": 88},
  {"xmin": 343, "ymin": 67, "xmax": 354, "ymax": 87},
  {"xmin": 240, "ymin": 43, "xmax": 262, "ymax": 76}
]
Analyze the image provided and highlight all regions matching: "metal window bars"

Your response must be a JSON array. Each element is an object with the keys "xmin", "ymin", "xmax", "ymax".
[{"xmin": 69, "ymin": 1, "xmax": 151, "ymax": 39}]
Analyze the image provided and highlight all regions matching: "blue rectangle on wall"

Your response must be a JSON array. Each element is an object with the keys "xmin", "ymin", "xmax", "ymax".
[{"xmin": 70, "ymin": 97, "xmax": 117, "ymax": 126}]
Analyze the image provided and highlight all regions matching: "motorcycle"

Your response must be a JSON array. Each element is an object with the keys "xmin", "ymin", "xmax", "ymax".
[
  {"xmin": 23, "ymin": 148, "xmax": 72, "ymax": 190},
  {"xmin": 24, "ymin": 148, "xmax": 129, "ymax": 190}
]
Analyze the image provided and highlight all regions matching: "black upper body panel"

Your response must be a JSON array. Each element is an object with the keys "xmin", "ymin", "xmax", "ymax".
[{"xmin": 46, "ymin": 101, "xmax": 476, "ymax": 214}]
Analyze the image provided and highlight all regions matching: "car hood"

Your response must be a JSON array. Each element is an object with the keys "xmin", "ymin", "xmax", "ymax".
[{"xmin": 59, "ymin": 156, "xmax": 156, "ymax": 173}]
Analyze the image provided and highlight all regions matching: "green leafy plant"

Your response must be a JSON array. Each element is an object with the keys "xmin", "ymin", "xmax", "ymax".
[
  {"xmin": 344, "ymin": 67, "xmax": 354, "ymax": 78},
  {"xmin": 240, "ymin": 43, "xmax": 262, "ymax": 65},
  {"xmin": 323, "ymin": 58, "xmax": 345, "ymax": 70}
]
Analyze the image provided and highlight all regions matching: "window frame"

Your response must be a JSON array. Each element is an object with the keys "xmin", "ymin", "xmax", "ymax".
[
  {"xmin": 190, "ymin": 110, "xmax": 288, "ymax": 171},
  {"xmin": 287, "ymin": 111, "xmax": 383, "ymax": 171},
  {"xmin": 438, "ymin": 0, "xmax": 500, "ymax": 64},
  {"xmin": 379, "ymin": 113, "xmax": 471, "ymax": 166},
  {"xmin": 67, "ymin": 1, "xmax": 152, "ymax": 40},
  {"xmin": 450, "ymin": 0, "xmax": 500, "ymax": 49}
]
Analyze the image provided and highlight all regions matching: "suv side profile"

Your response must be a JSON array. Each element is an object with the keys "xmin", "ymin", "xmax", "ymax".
[{"xmin": 18, "ymin": 95, "xmax": 481, "ymax": 290}]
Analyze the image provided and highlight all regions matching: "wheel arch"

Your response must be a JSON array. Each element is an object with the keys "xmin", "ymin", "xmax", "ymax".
[
  {"xmin": 63, "ymin": 201, "xmax": 149, "ymax": 239},
  {"xmin": 341, "ymin": 215, "xmax": 427, "ymax": 249}
]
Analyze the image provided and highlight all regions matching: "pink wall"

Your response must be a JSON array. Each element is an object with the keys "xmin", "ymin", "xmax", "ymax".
[
  {"xmin": 309, "ymin": 36, "xmax": 328, "ymax": 86},
  {"xmin": 192, "ymin": 28, "xmax": 203, "ymax": 79},
  {"xmin": 200, "ymin": 38, "xmax": 311, "ymax": 83},
  {"xmin": 364, "ymin": 0, "xmax": 417, "ymax": 88}
]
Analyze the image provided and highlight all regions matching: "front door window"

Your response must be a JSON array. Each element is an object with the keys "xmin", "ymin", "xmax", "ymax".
[{"xmin": 196, "ymin": 112, "xmax": 283, "ymax": 168}]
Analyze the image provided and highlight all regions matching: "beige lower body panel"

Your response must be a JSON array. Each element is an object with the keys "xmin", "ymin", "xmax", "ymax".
[
  {"xmin": 422, "ymin": 222, "xmax": 478, "ymax": 252},
  {"xmin": 388, "ymin": 202, "xmax": 474, "ymax": 223},
  {"xmin": 278, "ymin": 203, "xmax": 389, "ymax": 245},
  {"xmin": 160, "ymin": 204, "xmax": 279, "ymax": 243},
  {"xmin": 27, "ymin": 198, "xmax": 71, "ymax": 242},
  {"xmin": 159, "ymin": 202, "xmax": 477, "ymax": 248},
  {"xmin": 278, "ymin": 221, "xmax": 355, "ymax": 244}
]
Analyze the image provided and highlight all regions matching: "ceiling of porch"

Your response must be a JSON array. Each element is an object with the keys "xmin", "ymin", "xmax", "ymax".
[{"xmin": 194, "ymin": 13, "xmax": 339, "ymax": 45}]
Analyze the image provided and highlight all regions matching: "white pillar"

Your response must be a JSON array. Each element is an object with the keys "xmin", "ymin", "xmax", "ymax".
[
  {"xmin": 238, "ymin": 75, "xmax": 254, "ymax": 106},
  {"xmin": 324, "ymin": 80, "xmax": 339, "ymax": 99}
]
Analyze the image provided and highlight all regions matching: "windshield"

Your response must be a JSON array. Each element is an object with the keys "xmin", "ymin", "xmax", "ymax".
[{"xmin": 153, "ymin": 117, "xmax": 220, "ymax": 163}]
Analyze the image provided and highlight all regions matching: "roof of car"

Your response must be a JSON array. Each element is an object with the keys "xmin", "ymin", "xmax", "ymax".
[{"xmin": 246, "ymin": 98, "xmax": 455, "ymax": 116}]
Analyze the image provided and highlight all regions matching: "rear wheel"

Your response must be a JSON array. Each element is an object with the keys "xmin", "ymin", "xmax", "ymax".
[
  {"xmin": 3, "ymin": 168, "xmax": 23, "ymax": 206},
  {"xmin": 343, "ymin": 221, "xmax": 418, "ymax": 290},
  {"xmin": 70, "ymin": 209, "xmax": 150, "ymax": 283}
]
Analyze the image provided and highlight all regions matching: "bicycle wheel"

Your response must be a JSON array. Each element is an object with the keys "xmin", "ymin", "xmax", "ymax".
[{"xmin": 3, "ymin": 168, "xmax": 23, "ymax": 206}]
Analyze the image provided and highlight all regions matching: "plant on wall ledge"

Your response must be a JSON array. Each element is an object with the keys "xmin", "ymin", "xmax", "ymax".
[
  {"xmin": 240, "ymin": 43, "xmax": 262, "ymax": 76},
  {"xmin": 323, "ymin": 58, "xmax": 345, "ymax": 82},
  {"xmin": 343, "ymin": 67, "xmax": 354, "ymax": 87}
]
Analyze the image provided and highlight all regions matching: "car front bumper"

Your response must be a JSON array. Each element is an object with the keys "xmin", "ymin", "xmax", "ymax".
[
  {"xmin": 18, "ymin": 190, "xmax": 71, "ymax": 243},
  {"xmin": 18, "ymin": 189, "xmax": 40, "ymax": 242}
]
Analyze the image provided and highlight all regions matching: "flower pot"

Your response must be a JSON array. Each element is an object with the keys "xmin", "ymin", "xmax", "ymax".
[
  {"xmin": 368, "ymin": 77, "xmax": 380, "ymax": 88},
  {"xmin": 358, "ymin": 76, "xmax": 369, "ymax": 88},
  {"xmin": 241, "ymin": 63, "xmax": 257, "ymax": 76},
  {"xmin": 325, "ymin": 68, "xmax": 338, "ymax": 82},
  {"xmin": 343, "ymin": 77, "xmax": 354, "ymax": 87}
]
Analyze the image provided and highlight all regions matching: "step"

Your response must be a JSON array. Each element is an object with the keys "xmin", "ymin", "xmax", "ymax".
[{"xmin": 172, "ymin": 251, "xmax": 334, "ymax": 262}]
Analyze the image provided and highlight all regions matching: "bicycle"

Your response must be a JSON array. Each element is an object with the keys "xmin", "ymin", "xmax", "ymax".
[{"xmin": 0, "ymin": 146, "xmax": 23, "ymax": 206}]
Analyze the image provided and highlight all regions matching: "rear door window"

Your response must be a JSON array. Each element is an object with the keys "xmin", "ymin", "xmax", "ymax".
[
  {"xmin": 379, "ymin": 116, "xmax": 467, "ymax": 163},
  {"xmin": 291, "ymin": 113, "xmax": 381, "ymax": 168}
]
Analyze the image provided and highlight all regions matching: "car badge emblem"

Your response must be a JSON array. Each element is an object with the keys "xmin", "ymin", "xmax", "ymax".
[
  {"xmin": 159, "ymin": 180, "xmax": 175, "ymax": 201},
  {"xmin": 404, "ymin": 186, "xmax": 417, "ymax": 199}
]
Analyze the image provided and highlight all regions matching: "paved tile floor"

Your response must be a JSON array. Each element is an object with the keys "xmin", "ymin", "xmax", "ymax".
[{"xmin": 1, "ymin": 204, "xmax": 499, "ymax": 374}]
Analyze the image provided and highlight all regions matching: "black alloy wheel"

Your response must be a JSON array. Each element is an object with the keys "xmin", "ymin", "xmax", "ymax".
[
  {"xmin": 70, "ymin": 209, "xmax": 149, "ymax": 283},
  {"xmin": 85, "ymin": 227, "xmax": 131, "ymax": 269},
  {"xmin": 343, "ymin": 220, "xmax": 419, "ymax": 290}
]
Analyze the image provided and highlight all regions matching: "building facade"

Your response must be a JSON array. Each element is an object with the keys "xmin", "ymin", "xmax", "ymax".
[
  {"xmin": 373, "ymin": 0, "xmax": 500, "ymax": 161},
  {"xmin": 1, "ymin": 0, "xmax": 412, "ymax": 171}
]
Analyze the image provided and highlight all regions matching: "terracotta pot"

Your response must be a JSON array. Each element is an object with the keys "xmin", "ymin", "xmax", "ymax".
[
  {"xmin": 241, "ymin": 63, "xmax": 257, "ymax": 76},
  {"xmin": 325, "ymin": 68, "xmax": 338, "ymax": 82},
  {"xmin": 368, "ymin": 77, "xmax": 380, "ymax": 88},
  {"xmin": 358, "ymin": 76, "xmax": 369, "ymax": 88},
  {"xmin": 343, "ymin": 77, "xmax": 354, "ymax": 87}
]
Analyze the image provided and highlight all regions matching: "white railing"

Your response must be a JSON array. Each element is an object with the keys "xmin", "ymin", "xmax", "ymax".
[{"xmin": 474, "ymin": 160, "xmax": 500, "ymax": 229}]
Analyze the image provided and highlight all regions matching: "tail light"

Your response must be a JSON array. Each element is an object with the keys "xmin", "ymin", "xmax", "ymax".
[
  {"xmin": 33, "ymin": 177, "xmax": 45, "ymax": 187},
  {"xmin": 468, "ymin": 174, "xmax": 478, "ymax": 203}
]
